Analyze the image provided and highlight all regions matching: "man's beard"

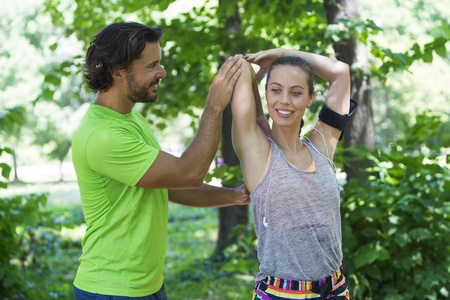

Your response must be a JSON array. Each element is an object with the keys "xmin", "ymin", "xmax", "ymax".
[{"xmin": 126, "ymin": 75, "xmax": 159, "ymax": 104}]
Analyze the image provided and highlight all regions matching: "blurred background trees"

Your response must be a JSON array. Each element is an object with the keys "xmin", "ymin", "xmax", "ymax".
[{"xmin": 0, "ymin": 0, "xmax": 448, "ymax": 298}]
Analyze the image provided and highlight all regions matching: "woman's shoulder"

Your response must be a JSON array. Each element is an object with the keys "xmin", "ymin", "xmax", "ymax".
[{"xmin": 302, "ymin": 135, "xmax": 336, "ymax": 172}]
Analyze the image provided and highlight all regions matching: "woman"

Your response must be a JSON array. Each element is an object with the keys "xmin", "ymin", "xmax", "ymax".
[{"xmin": 231, "ymin": 48, "xmax": 354, "ymax": 300}]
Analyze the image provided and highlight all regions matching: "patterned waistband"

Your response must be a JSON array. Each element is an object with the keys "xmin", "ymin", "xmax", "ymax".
[{"xmin": 261, "ymin": 265, "xmax": 344, "ymax": 292}]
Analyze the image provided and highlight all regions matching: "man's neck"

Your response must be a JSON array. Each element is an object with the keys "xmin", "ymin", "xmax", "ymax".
[{"xmin": 93, "ymin": 91, "xmax": 134, "ymax": 114}]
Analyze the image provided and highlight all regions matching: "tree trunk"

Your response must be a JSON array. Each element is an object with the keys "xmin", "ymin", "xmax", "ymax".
[
  {"xmin": 216, "ymin": 0, "xmax": 249, "ymax": 254},
  {"xmin": 324, "ymin": 0, "xmax": 376, "ymax": 180}
]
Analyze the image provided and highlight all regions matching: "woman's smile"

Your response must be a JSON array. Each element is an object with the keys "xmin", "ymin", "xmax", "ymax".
[{"xmin": 276, "ymin": 109, "xmax": 295, "ymax": 117}]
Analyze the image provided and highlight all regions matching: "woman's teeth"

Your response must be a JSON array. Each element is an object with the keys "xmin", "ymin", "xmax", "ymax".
[{"xmin": 277, "ymin": 110, "xmax": 292, "ymax": 115}]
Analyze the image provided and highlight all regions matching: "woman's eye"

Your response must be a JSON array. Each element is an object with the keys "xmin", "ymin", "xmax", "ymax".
[{"xmin": 271, "ymin": 89, "xmax": 280, "ymax": 93}]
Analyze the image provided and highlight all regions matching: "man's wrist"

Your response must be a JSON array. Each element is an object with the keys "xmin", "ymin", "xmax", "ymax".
[{"xmin": 204, "ymin": 101, "xmax": 226, "ymax": 116}]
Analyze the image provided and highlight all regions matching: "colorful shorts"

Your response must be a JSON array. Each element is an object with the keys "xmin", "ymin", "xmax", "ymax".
[{"xmin": 253, "ymin": 266, "xmax": 349, "ymax": 300}]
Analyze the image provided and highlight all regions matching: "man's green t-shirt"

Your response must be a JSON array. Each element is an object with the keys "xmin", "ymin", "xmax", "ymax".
[{"xmin": 72, "ymin": 104, "xmax": 168, "ymax": 297}]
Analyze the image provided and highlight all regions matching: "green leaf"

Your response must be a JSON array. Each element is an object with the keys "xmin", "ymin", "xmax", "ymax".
[
  {"xmin": 394, "ymin": 232, "xmax": 411, "ymax": 247},
  {"xmin": 3, "ymin": 272, "xmax": 16, "ymax": 288},
  {"xmin": 49, "ymin": 42, "xmax": 58, "ymax": 51},
  {"xmin": 361, "ymin": 206, "xmax": 384, "ymax": 219},
  {"xmin": 422, "ymin": 50, "xmax": 433, "ymax": 63},
  {"xmin": 434, "ymin": 44, "xmax": 446, "ymax": 57},
  {"xmin": 353, "ymin": 243, "xmax": 390, "ymax": 268},
  {"xmin": 409, "ymin": 228, "xmax": 432, "ymax": 241},
  {"xmin": 0, "ymin": 163, "xmax": 11, "ymax": 179}
]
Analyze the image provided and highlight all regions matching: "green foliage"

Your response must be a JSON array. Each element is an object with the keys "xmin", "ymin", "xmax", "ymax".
[
  {"xmin": 0, "ymin": 106, "xmax": 26, "ymax": 134},
  {"xmin": 0, "ymin": 143, "xmax": 83, "ymax": 298},
  {"xmin": 0, "ymin": 193, "xmax": 48, "ymax": 297},
  {"xmin": 370, "ymin": 34, "xmax": 449, "ymax": 80},
  {"xmin": 0, "ymin": 201, "xmax": 84, "ymax": 299},
  {"xmin": 220, "ymin": 224, "xmax": 258, "ymax": 275},
  {"xmin": 365, "ymin": 12, "xmax": 449, "ymax": 82},
  {"xmin": 0, "ymin": 0, "xmax": 83, "ymax": 171},
  {"xmin": 16, "ymin": 205, "xmax": 84, "ymax": 299},
  {"xmin": 325, "ymin": 18, "xmax": 383, "ymax": 45},
  {"xmin": 206, "ymin": 162, "xmax": 244, "ymax": 187},
  {"xmin": 0, "ymin": 147, "xmax": 12, "ymax": 189},
  {"xmin": 33, "ymin": 120, "xmax": 72, "ymax": 166},
  {"xmin": 341, "ymin": 111, "xmax": 450, "ymax": 299}
]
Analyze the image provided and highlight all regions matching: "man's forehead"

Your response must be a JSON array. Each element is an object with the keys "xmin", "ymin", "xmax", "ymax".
[{"xmin": 135, "ymin": 42, "xmax": 162, "ymax": 62}]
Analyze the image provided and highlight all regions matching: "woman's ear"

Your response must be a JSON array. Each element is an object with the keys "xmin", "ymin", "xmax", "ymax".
[{"xmin": 307, "ymin": 90, "xmax": 316, "ymax": 107}]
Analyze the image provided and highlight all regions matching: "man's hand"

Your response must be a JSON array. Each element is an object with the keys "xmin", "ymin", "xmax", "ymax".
[
  {"xmin": 206, "ymin": 54, "xmax": 243, "ymax": 111},
  {"xmin": 233, "ymin": 184, "xmax": 251, "ymax": 206}
]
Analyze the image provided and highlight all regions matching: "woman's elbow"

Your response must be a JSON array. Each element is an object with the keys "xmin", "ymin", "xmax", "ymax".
[{"xmin": 335, "ymin": 61, "xmax": 350, "ymax": 77}]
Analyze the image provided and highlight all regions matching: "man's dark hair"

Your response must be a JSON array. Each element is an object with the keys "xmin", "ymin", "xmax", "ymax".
[{"xmin": 83, "ymin": 22, "xmax": 163, "ymax": 92}]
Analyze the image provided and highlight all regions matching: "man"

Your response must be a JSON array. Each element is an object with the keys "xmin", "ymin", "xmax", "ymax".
[{"xmin": 71, "ymin": 22, "xmax": 247, "ymax": 299}]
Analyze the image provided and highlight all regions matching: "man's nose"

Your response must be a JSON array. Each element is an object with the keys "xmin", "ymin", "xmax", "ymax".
[{"xmin": 158, "ymin": 66, "xmax": 166, "ymax": 79}]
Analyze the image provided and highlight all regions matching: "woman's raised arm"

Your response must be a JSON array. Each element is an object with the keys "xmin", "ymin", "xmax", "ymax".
[{"xmin": 230, "ymin": 60, "xmax": 270, "ymax": 192}]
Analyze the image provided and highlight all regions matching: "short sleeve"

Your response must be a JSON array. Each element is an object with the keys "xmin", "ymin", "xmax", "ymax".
[{"xmin": 85, "ymin": 127, "xmax": 159, "ymax": 186}]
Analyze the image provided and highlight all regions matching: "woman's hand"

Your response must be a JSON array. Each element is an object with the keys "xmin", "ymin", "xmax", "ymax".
[{"xmin": 244, "ymin": 48, "xmax": 288, "ymax": 80}]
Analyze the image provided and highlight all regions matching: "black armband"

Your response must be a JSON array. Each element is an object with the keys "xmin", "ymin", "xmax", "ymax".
[{"xmin": 318, "ymin": 99, "xmax": 357, "ymax": 140}]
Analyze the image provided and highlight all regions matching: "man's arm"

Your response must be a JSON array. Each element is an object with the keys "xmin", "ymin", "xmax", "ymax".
[
  {"xmin": 168, "ymin": 184, "xmax": 250, "ymax": 208},
  {"xmin": 136, "ymin": 55, "xmax": 243, "ymax": 189}
]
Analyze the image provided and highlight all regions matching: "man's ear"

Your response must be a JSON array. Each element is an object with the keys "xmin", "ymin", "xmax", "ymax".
[{"xmin": 112, "ymin": 68, "xmax": 126, "ymax": 82}]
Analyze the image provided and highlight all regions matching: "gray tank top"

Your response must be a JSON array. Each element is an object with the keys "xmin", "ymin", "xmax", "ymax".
[{"xmin": 250, "ymin": 138, "xmax": 342, "ymax": 282}]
